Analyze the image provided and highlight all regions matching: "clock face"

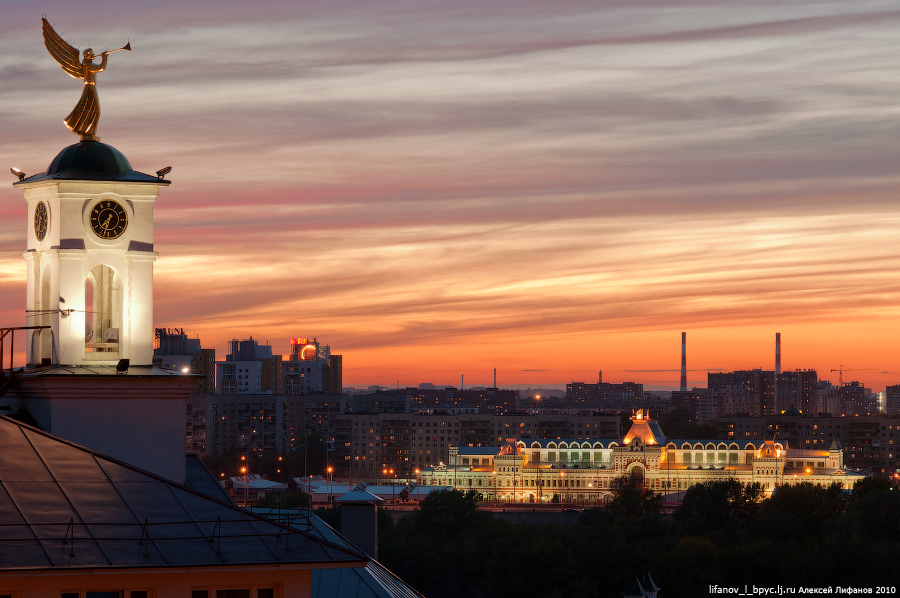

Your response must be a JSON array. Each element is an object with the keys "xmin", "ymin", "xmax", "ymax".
[
  {"xmin": 34, "ymin": 201, "xmax": 48, "ymax": 241},
  {"xmin": 89, "ymin": 200, "xmax": 128, "ymax": 239}
]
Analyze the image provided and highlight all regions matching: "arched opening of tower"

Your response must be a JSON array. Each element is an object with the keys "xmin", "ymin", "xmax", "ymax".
[{"xmin": 85, "ymin": 265, "xmax": 122, "ymax": 355}]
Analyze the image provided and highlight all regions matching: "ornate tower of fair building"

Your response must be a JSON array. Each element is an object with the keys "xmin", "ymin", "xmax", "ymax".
[
  {"xmin": 17, "ymin": 142, "xmax": 166, "ymax": 366},
  {"xmin": 3, "ymin": 19, "xmax": 194, "ymax": 484}
]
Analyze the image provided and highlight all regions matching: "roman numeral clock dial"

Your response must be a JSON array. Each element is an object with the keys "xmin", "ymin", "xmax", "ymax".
[
  {"xmin": 89, "ymin": 200, "xmax": 128, "ymax": 239},
  {"xmin": 34, "ymin": 201, "xmax": 48, "ymax": 241}
]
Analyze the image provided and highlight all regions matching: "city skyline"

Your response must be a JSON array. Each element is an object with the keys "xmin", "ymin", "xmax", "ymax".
[{"xmin": 2, "ymin": 2, "xmax": 900, "ymax": 390}]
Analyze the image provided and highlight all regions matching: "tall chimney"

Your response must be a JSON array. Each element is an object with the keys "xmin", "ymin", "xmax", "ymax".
[
  {"xmin": 680, "ymin": 332, "xmax": 687, "ymax": 392},
  {"xmin": 598, "ymin": 370, "xmax": 603, "ymax": 384},
  {"xmin": 493, "ymin": 368, "xmax": 497, "ymax": 388},
  {"xmin": 775, "ymin": 332, "xmax": 782, "ymax": 375}
]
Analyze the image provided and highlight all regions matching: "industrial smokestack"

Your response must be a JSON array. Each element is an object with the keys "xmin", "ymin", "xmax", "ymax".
[
  {"xmin": 680, "ymin": 332, "xmax": 687, "ymax": 392},
  {"xmin": 493, "ymin": 368, "xmax": 497, "ymax": 388},
  {"xmin": 775, "ymin": 332, "xmax": 782, "ymax": 375},
  {"xmin": 598, "ymin": 370, "xmax": 603, "ymax": 384}
]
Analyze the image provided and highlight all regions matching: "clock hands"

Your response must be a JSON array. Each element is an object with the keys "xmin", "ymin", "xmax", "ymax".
[{"xmin": 90, "ymin": 202, "xmax": 127, "ymax": 239}]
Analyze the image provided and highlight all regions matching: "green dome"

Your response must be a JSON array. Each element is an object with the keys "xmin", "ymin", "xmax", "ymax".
[
  {"xmin": 47, "ymin": 141, "xmax": 134, "ymax": 176},
  {"xmin": 14, "ymin": 140, "xmax": 164, "ymax": 185}
]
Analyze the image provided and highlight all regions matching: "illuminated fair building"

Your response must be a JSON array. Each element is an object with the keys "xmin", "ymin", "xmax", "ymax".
[{"xmin": 418, "ymin": 410, "xmax": 866, "ymax": 503}]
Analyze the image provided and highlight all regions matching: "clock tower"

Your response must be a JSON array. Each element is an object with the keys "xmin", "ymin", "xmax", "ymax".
[
  {"xmin": 16, "ymin": 140, "xmax": 168, "ymax": 367},
  {"xmin": 2, "ymin": 18, "xmax": 195, "ymax": 484},
  {"xmin": 9, "ymin": 140, "xmax": 191, "ymax": 482}
]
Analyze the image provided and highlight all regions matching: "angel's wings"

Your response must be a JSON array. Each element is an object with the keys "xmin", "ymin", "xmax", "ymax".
[{"xmin": 42, "ymin": 18, "xmax": 82, "ymax": 79}]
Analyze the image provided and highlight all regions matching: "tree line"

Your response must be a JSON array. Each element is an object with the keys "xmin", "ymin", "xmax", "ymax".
[{"xmin": 373, "ymin": 475, "xmax": 900, "ymax": 598}]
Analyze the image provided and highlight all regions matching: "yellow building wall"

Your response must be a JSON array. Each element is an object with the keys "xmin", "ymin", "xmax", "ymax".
[{"xmin": 0, "ymin": 567, "xmax": 317, "ymax": 598}]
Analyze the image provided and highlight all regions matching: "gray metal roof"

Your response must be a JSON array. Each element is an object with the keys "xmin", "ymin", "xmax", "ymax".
[
  {"xmin": 253, "ymin": 508, "xmax": 426, "ymax": 598},
  {"xmin": 184, "ymin": 454, "xmax": 233, "ymax": 504},
  {"xmin": 335, "ymin": 490, "xmax": 384, "ymax": 503},
  {"xmin": 309, "ymin": 521, "xmax": 426, "ymax": 598},
  {"xmin": 648, "ymin": 421, "xmax": 667, "ymax": 444},
  {"xmin": 0, "ymin": 415, "xmax": 366, "ymax": 570}
]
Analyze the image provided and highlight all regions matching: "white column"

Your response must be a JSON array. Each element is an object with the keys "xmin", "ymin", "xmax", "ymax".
[
  {"xmin": 55, "ymin": 249, "xmax": 87, "ymax": 366},
  {"xmin": 127, "ymin": 251, "xmax": 158, "ymax": 365},
  {"xmin": 23, "ymin": 251, "xmax": 37, "ymax": 364}
]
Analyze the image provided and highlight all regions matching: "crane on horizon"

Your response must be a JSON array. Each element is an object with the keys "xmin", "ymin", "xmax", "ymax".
[{"xmin": 830, "ymin": 365, "xmax": 877, "ymax": 386}]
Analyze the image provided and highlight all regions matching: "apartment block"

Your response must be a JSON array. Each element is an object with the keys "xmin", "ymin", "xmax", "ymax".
[
  {"xmin": 344, "ymin": 412, "xmax": 621, "ymax": 480},
  {"xmin": 718, "ymin": 413, "xmax": 900, "ymax": 477}
]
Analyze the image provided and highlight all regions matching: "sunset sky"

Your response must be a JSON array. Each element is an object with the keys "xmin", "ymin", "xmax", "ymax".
[{"xmin": 2, "ymin": 1, "xmax": 900, "ymax": 390}]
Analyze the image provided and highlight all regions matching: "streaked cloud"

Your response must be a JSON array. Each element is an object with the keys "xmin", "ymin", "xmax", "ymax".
[{"xmin": 1, "ymin": 0, "xmax": 899, "ymax": 389}]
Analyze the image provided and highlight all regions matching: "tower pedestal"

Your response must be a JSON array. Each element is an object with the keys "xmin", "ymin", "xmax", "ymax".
[{"xmin": 14, "ymin": 366, "xmax": 198, "ymax": 483}]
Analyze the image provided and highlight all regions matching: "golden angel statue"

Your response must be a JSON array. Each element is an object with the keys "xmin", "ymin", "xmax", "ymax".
[{"xmin": 42, "ymin": 18, "xmax": 131, "ymax": 141}]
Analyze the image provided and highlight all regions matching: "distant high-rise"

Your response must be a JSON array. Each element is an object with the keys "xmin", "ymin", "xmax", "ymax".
[
  {"xmin": 680, "ymin": 332, "xmax": 687, "ymax": 392},
  {"xmin": 885, "ymin": 385, "xmax": 900, "ymax": 415},
  {"xmin": 217, "ymin": 336, "xmax": 282, "ymax": 394},
  {"xmin": 709, "ymin": 369, "xmax": 773, "ymax": 417},
  {"xmin": 775, "ymin": 332, "xmax": 782, "ymax": 412},
  {"xmin": 567, "ymin": 381, "xmax": 644, "ymax": 404},
  {"xmin": 775, "ymin": 332, "xmax": 782, "ymax": 375},
  {"xmin": 284, "ymin": 337, "xmax": 342, "ymax": 395}
]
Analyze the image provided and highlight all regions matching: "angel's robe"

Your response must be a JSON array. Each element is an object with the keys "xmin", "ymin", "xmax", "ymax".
[{"xmin": 65, "ymin": 54, "xmax": 107, "ymax": 138}]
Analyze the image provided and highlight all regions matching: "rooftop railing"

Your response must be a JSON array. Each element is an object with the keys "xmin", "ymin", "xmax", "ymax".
[{"xmin": 0, "ymin": 326, "xmax": 51, "ymax": 397}]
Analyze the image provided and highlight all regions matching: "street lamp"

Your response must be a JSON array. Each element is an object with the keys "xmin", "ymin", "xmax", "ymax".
[
  {"xmin": 383, "ymin": 467, "xmax": 395, "ymax": 508},
  {"xmin": 239, "ymin": 455, "xmax": 250, "ymax": 506},
  {"xmin": 327, "ymin": 466, "xmax": 334, "ymax": 504}
]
